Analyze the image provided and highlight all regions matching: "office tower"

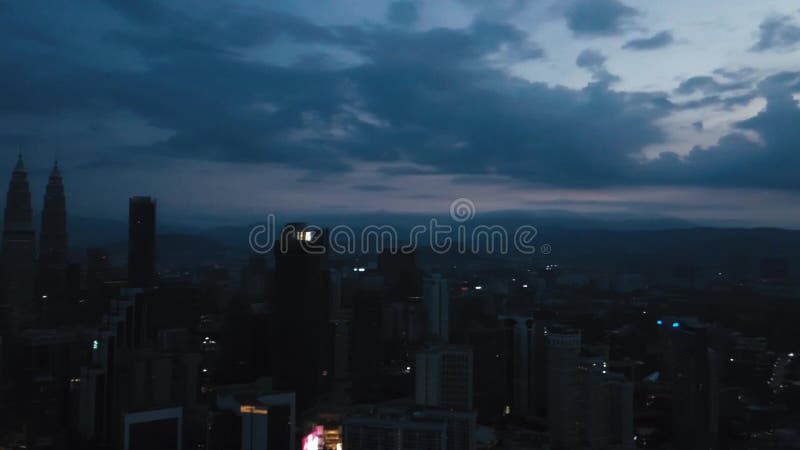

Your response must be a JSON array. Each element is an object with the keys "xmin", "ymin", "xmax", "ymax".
[
  {"xmin": 128, "ymin": 196, "xmax": 156, "ymax": 287},
  {"xmin": 350, "ymin": 276, "xmax": 384, "ymax": 402},
  {"xmin": 608, "ymin": 373, "xmax": 635, "ymax": 449},
  {"xmin": 17, "ymin": 328, "xmax": 84, "ymax": 445},
  {"xmin": 578, "ymin": 355, "xmax": 610, "ymax": 448},
  {"xmin": 38, "ymin": 162, "xmax": 68, "ymax": 299},
  {"xmin": 211, "ymin": 382, "xmax": 296, "ymax": 450},
  {"xmin": 532, "ymin": 315, "xmax": 552, "ymax": 418},
  {"xmin": 464, "ymin": 324, "xmax": 508, "ymax": 422},
  {"xmin": 271, "ymin": 223, "xmax": 329, "ymax": 411},
  {"xmin": 344, "ymin": 405, "xmax": 449, "ymax": 450},
  {"xmin": 671, "ymin": 324, "xmax": 719, "ymax": 450},
  {"xmin": 2, "ymin": 154, "xmax": 36, "ymax": 316},
  {"xmin": 498, "ymin": 316, "xmax": 535, "ymax": 418},
  {"xmin": 416, "ymin": 345, "xmax": 473, "ymax": 410},
  {"xmin": 422, "ymin": 274, "xmax": 449, "ymax": 343},
  {"xmin": 122, "ymin": 407, "xmax": 183, "ymax": 450},
  {"xmin": 546, "ymin": 329, "xmax": 581, "ymax": 450}
]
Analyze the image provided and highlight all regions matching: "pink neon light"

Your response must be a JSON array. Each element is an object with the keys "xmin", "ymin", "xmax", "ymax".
[{"xmin": 302, "ymin": 426, "xmax": 324, "ymax": 450}]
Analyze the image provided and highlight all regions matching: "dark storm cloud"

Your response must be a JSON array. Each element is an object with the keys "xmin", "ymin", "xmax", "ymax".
[
  {"xmin": 576, "ymin": 49, "xmax": 620, "ymax": 85},
  {"xmin": 386, "ymin": 1, "xmax": 419, "ymax": 27},
  {"xmin": 564, "ymin": 0, "xmax": 638, "ymax": 36},
  {"xmin": 675, "ymin": 76, "xmax": 752, "ymax": 95},
  {"xmin": 622, "ymin": 30, "xmax": 674, "ymax": 51},
  {"xmin": 352, "ymin": 184, "xmax": 397, "ymax": 192},
  {"xmin": 2, "ymin": 1, "xmax": 800, "ymax": 193},
  {"xmin": 752, "ymin": 15, "xmax": 800, "ymax": 51},
  {"xmin": 649, "ymin": 72, "xmax": 800, "ymax": 189},
  {"xmin": 576, "ymin": 49, "xmax": 607, "ymax": 68},
  {"xmin": 674, "ymin": 93, "xmax": 757, "ymax": 112}
]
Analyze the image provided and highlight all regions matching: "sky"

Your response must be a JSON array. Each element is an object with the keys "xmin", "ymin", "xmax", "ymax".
[{"xmin": 2, "ymin": 0, "xmax": 800, "ymax": 227}]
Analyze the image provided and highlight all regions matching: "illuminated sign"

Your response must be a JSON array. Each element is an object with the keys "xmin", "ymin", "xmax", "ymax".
[
  {"xmin": 240, "ymin": 405, "xmax": 268, "ymax": 415},
  {"xmin": 302, "ymin": 425, "xmax": 324, "ymax": 450}
]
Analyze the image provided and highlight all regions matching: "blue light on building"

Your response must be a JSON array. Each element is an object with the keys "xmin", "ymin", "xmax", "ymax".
[
  {"xmin": 656, "ymin": 320, "xmax": 663, "ymax": 326},
  {"xmin": 672, "ymin": 322, "xmax": 680, "ymax": 328}
]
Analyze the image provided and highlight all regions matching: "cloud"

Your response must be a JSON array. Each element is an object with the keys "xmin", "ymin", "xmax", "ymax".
[
  {"xmin": 352, "ymin": 184, "xmax": 396, "ymax": 192},
  {"xmin": 576, "ymin": 49, "xmax": 620, "ymax": 85},
  {"xmin": 576, "ymin": 49, "xmax": 606, "ymax": 68},
  {"xmin": 386, "ymin": 1, "xmax": 419, "ymax": 27},
  {"xmin": 649, "ymin": 72, "xmax": 800, "ymax": 189},
  {"xmin": 752, "ymin": 15, "xmax": 800, "ymax": 51},
  {"xmin": 622, "ymin": 30, "xmax": 674, "ymax": 50},
  {"xmin": 3, "ymin": 0, "xmax": 800, "ymax": 198},
  {"xmin": 564, "ymin": 0, "xmax": 638, "ymax": 36}
]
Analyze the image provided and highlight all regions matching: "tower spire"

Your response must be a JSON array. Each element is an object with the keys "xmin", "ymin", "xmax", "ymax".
[
  {"xmin": 14, "ymin": 152, "xmax": 24, "ymax": 172},
  {"xmin": 40, "ymin": 156, "xmax": 68, "ymax": 299},
  {"xmin": 3, "ymin": 153, "xmax": 36, "ymax": 315}
]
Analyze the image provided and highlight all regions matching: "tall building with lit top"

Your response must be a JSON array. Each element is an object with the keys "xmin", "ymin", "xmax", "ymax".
[
  {"xmin": 38, "ymin": 161, "xmax": 68, "ymax": 298},
  {"xmin": 128, "ymin": 196, "xmax": 156, "ymax": 287},
  {"xmin": 271, "ymin": 223, "xmax": 330, "ymax": 411},
  {"xmin": 2, "ymin": 154, "xmax": 36, "ymax": 316}
]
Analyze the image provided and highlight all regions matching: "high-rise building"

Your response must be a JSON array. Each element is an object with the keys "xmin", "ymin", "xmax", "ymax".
[
  {"xmin": 546, "ymin": 329, "xmax": 581, "ymax": 450},
  {"xmin": 578, "ymin": 355, "xmax": 610, "ymax": 448},
  {"xmin": 122, "ymin": 407, "xmax": 183, "ymax": 450},
  {"xmin": 38, "ymin": 162, "xmax": 67, "ymax": 299},
  {"xmin": 271, "ymin": 223, "xmax": 330, "ymax": 411},
  {"xmin": 422, "ymin": 274, "xmax": 449, "ymax": 343},
  {"xmin": 607, "ymin": 373, "xmax": 634, "ymax": 449},
  {"xmin": 670, "ymin": 323, "xmax": 719, "ymax": 450},
  {"xmin": 344, "ymin": 404, "xmax": 459, "ymax": 450},
  {"xmin": 2, "ymin": 154, "xmax": 36, "ymax": 316},
  {"xmin": 128, "ymin": 197, "xmax": 156, "ymax": 287},
  {"xmin": 211, "ymin": 381, "xmax": 297, "ymax": 450},
  {"xmin": 497, "ymin": 316, "xmax": 535, "ymax": 418},
  {"xmin": 415, "ymin": 345, "xmax": 473, "ymax": 411}
]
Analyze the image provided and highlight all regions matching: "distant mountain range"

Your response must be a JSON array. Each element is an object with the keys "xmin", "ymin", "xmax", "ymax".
[{"xmin": 50, "ymin": 212, "xmax": 800, "ymax": 281}]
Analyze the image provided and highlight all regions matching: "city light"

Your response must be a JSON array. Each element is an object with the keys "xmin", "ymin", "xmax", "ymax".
[
  {"xmin": 240, "ymin": 405, "xmax": 268, "ymax": 415},
  {"xmin": 302, "ymin": 426, "xmax": 324, "ymax": 450},
  {"xmin": 656, "ymin": 320, "xmax": 663, "ymax": 326},
  {"xmin": 92, "ymin": 339, "xmax": 99, "ymax": 350},
  {"xmin": 672, "ymin": 322, "xmax": 680, "ymax": 328}
]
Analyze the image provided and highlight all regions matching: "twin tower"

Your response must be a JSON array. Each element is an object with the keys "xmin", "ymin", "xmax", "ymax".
[{"xmin": 1, "ymin": 154, "xmax": 67, "ymax": 317}]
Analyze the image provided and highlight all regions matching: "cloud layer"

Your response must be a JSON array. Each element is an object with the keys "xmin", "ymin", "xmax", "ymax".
[{"xmin": 1, "ymin": 0, "xmax": 800, "ymax": 225}]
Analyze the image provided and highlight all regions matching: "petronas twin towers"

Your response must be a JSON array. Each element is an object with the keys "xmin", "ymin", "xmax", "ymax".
[{"xmin": 1, "ymin": 154, "xmax": 67, "ymax": 319}]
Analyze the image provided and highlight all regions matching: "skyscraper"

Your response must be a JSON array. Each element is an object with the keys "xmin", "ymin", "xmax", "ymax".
[
  {"xmin": 415, "ymin": 345, "xmax": 474, "ymax": 411},
  {"xmin": 128, "ymin": 196, "xmax": 156, "ymax": 287},
  {"xmin": 422, "ymin": 274, "xmax": 449, "ymax": 343},
  {"xmin": 497, "ymin": 315, "xmax": 535, "ymax": 418},
  {"xmin": 2, "ymin": 154, "xmax": 36, "ymax": 316},
  {"xmin": 271, "ymin": 223, "xmax": 330, "ymax": 410},
  {"xmin": 670, "ymin": 323, "xmax": 719, "ymax": 450},
  {"xmin": 546, "ymin": 329, "xmax": 581, "ymax": 450},
  {"xmin": 38, "ymin": 162, "xmax": 67, "ymax": 298}
]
